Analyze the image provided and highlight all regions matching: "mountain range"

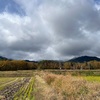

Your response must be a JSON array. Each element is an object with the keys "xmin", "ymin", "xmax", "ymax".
[
  {"xmin": 68, "ymin": 56, "xmax": 100, "ymax": 63},
  {"xmin": 0, "ymin": 56, "xmax": 8, "ymax": 60},
  {"xmin": 0, "ymin": 55, "xmax": 100, "ymax": 63}
]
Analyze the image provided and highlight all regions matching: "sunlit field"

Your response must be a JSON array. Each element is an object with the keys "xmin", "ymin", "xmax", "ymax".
[
  {"xmin": 0, "ymin": 70, "xmax": 100, "ymax": 100},
  {"xmin": 84, "ymin": 76, "xmax": 100, "ymax": 82}
]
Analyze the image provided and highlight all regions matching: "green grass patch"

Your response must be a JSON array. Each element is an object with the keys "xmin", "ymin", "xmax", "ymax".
[
  {"xmin": 84, "ymin": 76, "xmax": 100, "ymax": 82},
  {"xmin": 49, "ymin": 70, "xmax": 100, "ymax": 76}
]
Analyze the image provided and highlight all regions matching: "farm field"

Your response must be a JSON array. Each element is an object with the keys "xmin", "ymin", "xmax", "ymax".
[
  {"xmin": 0, "ymin": 70, "xmax": 100, "ymax": 100},
  {"xmin": 0, "ymin": 77, "xmax": 35, "ymax": 100}
]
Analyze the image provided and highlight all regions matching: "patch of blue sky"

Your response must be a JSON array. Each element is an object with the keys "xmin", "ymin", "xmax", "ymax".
[
  {"xmin": 0, "ymin": 0, "xmax": 26, "ymax": 16},
  {"xmin": 94, "ymin": 0, "xmax": 100, "ymax": 4}
]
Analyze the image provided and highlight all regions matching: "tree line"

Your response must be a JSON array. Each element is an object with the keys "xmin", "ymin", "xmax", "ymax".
[{"xmin": 0, "ymin": 60, "xmax": 100, "ymax": 71}]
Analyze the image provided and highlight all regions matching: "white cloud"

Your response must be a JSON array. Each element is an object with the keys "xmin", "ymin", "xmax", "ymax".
[{"xmin": 0, "ymin": 0, "xmax": 100, "ymax": 60}]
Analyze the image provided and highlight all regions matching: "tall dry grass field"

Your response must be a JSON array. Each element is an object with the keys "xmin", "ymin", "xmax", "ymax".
[{"xmin": 35, "ymin": 71, "xmax": 100, "ymax": 100}]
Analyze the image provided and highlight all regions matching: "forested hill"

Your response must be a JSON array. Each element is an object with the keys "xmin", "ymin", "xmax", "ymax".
[
  {"xmin": 0, "ymin": 56, "xmax": 8, "ymax": 60},
  {"xmin": 0, "ymin": 56, "xmax": 100, "ymax": 70},
  {"xmin": 68, "ymin": 56, "xmax": 100, "ymax": 63}
]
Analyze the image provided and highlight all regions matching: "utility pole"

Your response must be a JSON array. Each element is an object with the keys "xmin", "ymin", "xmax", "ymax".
[
  {"xmin": 59, "ymin": 61, "xmax": 61, "ymax": 70},
  {"xmin": 80, "ymin": 66, "xmax": 83, "ymax": 70}
]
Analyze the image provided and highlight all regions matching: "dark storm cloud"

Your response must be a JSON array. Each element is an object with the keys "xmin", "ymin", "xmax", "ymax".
[
  {"xmin": 8, "ymin": 35, "xmax": 51, "ymax": 52},
  {"xmin": 0, "ymin": 0, "xmax": 100, "ymax": 60},
  {"xmin": 55, "ymin": 39, "xmax": 94, "ymax": 56},
  {"xmin": 39, "ymin": 0, "xmax": 100, "ymax": 58},
  {"xmin": 40, "ymin": 0, "xmax": 100, "ymax": 38}
]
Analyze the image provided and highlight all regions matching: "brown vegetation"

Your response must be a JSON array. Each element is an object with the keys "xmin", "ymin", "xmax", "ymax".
[
  {"xmin": 0, "ymin": 60, "xmax": 37, "ymax": 71},
  {"xmin": 35, "ymin": 71, "xmax": 100, "ymax": 100},
  {"xmin": 0, "ymin": 60, "xmax": 100, "ymax": 71}
]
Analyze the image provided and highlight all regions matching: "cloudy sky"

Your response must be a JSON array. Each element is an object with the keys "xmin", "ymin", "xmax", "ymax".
[{"xmin": 0, "ymin": 0, "xmax": 100, "ymax": 60}]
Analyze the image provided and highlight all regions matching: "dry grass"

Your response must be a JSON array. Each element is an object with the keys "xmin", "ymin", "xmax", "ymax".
[
  {"xmin": 34, "ymin": 71, "xmax": 100, "ymax": 100},
  {"xmin": 34, "ymin": 74, "xmax": 57, "ymax": 100}
]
